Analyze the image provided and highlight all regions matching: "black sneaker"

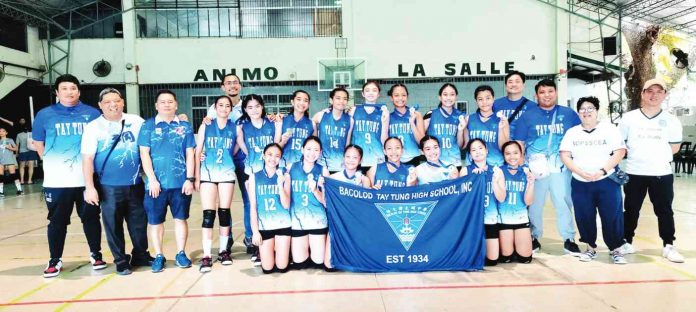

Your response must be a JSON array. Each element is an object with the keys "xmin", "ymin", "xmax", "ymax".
[
  {"xmin": 90, "ymin": 252, "xmax": 108, "ymax": 270},
  {"xmin": 217, "ymin": 251, "xmax": 233, "ymax": 265},
  {"xmin": 252, "ymin": 250, "xmax": 261, "ymax": 267},
  {"xmin": 244, "ymin": 236, "xmax": 255, "ymax": 254},
  {"xmin": 532, "ymin": 238, "xmax": 541, "ymax": 253},
  {"xmin": 199, "ymin": 257, "xmax": 213, "ymax": 273},
  {"xmin": 116, "ymin": 261, "xmax": 132, "ymax": 276},
  {"xmin": 563, "ymin": 239, "xmax": 581, "ymax": 256},
  {"xmin": 43, "ymin": 258, "xmax": 62, "ymax": 278},
  {"xmin": 130, "ymin": 252, "xmax": 155, "ymax": 267},
  {"xmin": 16, "ymin": 190, "xmax": 23, "ymax": 195}
]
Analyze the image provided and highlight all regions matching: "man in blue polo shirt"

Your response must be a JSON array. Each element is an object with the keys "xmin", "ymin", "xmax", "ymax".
[
  {"xmin": 493, "ymin": 70, "xmax": 537, "ymax": 134},
  {"xmin": 32, "ymin": 74, "xmax": 106, "ymax": 278},
  {"xmin": 138, "ymin": 89, "xmax": 196, "ymax": 273},
  {"xmin": 513, "ymin": 79, "xmax": 581, "ymax": 255},
  {"xmin": 82, "ymin": 88, "xmax": 153, "ymax": 275}
]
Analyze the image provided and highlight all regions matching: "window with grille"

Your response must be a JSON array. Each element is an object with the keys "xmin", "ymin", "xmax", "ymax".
[{"xmin": 134, "ymin": 0, "xmax": 342, "ymax": 38}]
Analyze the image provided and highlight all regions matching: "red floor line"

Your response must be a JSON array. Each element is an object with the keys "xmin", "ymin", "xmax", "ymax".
[{"xmin": 1, "ymin": 278, "xmax": 693, "ymax": 307}]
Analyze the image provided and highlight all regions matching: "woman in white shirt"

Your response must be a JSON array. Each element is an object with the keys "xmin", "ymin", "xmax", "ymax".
[{"xmin": 559, "ymin": 96, "xmax": 627, "ymax": 264}]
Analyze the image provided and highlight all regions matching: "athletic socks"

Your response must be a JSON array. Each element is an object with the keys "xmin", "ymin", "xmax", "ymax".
[
  {"xmin": 218, "ymin": 236, "xmax": 229, "ymax": 254},
  {"xmin": 202, "ymin": 239, "xmax": 213, "ymax": 258},
  {"xmin": 14, "ymin": 180, "xmax": 21, "ymax": 192}
]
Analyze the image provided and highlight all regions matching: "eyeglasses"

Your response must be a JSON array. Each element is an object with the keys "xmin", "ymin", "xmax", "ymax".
[{"xmin": 578, "ymin": 107, "xmax": 596, "ymax": 113}]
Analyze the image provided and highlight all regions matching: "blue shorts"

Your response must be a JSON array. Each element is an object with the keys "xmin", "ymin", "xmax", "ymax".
[
  {"xmin": 18, "ymin": 151, "xmax": 39, "ymax": 162},
  {"xmin": 143, "ymin": 188, "xmax": 192, "ymax": 224}
]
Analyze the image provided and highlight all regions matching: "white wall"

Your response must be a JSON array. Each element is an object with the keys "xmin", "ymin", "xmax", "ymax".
[
  {"xmin": 43, "ymin": 0, "xmax": 562, "ymax": 85},
  {"xmin": 347, "ymin": 0, "xmax": 558, "ymax": 79}
]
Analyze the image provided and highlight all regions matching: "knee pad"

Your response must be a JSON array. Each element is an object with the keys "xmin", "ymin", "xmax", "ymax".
[
  {"xmin": 262, "ymin": 267, "xmax": 276, "ymax": 274},
  {"xmin": 218, "ymin": 208, "xmax": 231, "ymax": 227},
  {"xmin": 517, "ymin": 255, "xmax": 533, "ymax": 264},
  {"xmin": 499, "ymin": 254, "xmax": 513, "ymax": 263},
  {"xmin": 485, "ymin": 258, "xmax": 498, "ymax": 266},
  {"xmin": 323, "ymin": 264, "xmax": 338, "ymax": 272},
  {"xmin": 202, "ymin": 210, "xmax": 216, "ymax": 228}
]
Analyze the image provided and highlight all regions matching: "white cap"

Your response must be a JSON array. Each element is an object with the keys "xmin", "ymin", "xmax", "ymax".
[{"xmin": 642, "ymin": 78, "xmax": 666, "ymax": 90}]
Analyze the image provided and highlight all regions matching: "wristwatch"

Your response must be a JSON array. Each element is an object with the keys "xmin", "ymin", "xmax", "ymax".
[{"xmin": 186, "ymin": 177, "xmax": 195, "ymax": 182}]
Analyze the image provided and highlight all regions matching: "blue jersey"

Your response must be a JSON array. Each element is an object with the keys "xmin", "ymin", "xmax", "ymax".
[
  {"xmin": 281, "ymin": 115, "xmax": 314, "ymax": 166},
  {"xmin": 374, "ymin": 162, "xmax": 412, "ymax": 188},
  {"xmin": 200, "ymin": 120, "xmax": 237, "ymax": 182},
  {"xmin": 240, "ymin": 118, "xmax": 275, "ymax": 174},
  {"xmin": 512, "ymin": 105, "xmax": 581, "ymax": 171},
  {"xmin": 254, "ymin": 168, "xmax": 291, "ymax": 231},
  {"xmin": 289, "ymin": 161, "xmax": 326, "ymax": 230},
  {"xmin": 352, "ymin": 105, "xmax": 385, "ymax": 167},
  {"xmin": 493, "ymin": 96, "xmax": 536, "ymax": 135},
  {"xmin": 81, "ymin": 114, "xmax": 144, "ymax": 186},
  {"xmin": 466, "ymin": 164, "xmax": 499, "ymax": 225},
  {"xmin": 498, "ymin": 165, "xmax": 529, "ymax": 225},
  {"xmin": 32, "ymin": 102, "xmax": 101, "ymax": 187},
  {"xmin": 467, "ymin": 112, "xmax": 504, "ymax": 166},
  {"xmin": 317, "ymin": 109, "xmax": 351, "ymax": 172},
  {"xmin": 389, "ymin": 108, "xmax": 420, "ymax": 162},
  {"xmin": 426, "ymin": 107, "xmax": 463, "ymax": 166},
  {"xmin": 137, "ymin": 116, "xmax": 196, "ymax": 190}
]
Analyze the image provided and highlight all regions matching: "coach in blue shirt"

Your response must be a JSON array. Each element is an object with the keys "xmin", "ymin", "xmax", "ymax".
[
  {"xmin": 32, "ymin": 74, "xmax": 106, "ymax": 278},
  {"xmin": 493, "ymin": 70, "xmax": 537, "ymax": 134},
  {"xmin": 82, "ymin": 88, "xmax": 153, "ymax": 275},
  {"xmin": 138, "ymin": 90, "xmax": 196, "ymax": 273},
  {"xmin": 513, "ymin": 79, "xmax": 581, "ymax": 255}
]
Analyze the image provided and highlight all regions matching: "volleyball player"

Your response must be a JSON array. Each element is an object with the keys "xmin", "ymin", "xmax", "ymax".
[
  {"xmin": 194, "ymin": 95, "xmax": 237, "ymax": 272},
  {"xmin": 249, "ymin": 143, "xmax": 292, "ymax": 273},
  {"xmin": 313, "ymin": 87, "xmax": 353, "ymax": 173},
  {"xmin": 424, "ymin": 83, "xmax": 466, "ymax": 168}
]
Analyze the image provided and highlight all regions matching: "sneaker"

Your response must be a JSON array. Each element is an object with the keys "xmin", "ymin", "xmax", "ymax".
[
  {"xmin": 199, "ymin": 257, "xmax": 213, "ymax": 273},
  {"xmin": 175, "ymin": 251, "xmax": 192, "ymax": 268},
  {"xmin": 662, "ymin": 245, "xmax": 685, "ymax": 263},
  {"xmin": 151, "ymin": 254, "xmax": 166, "ymax": 273},
  {"xmin": 619, "ymin": 242, "xmax": 636, "ymax": 255},
  {"xmin": 578, "ymin": 248, "xmax": 597, "ymax": 262},
  {"xmin": 130, "ymin": 253, "xmax": 155, "ymax": 267},
  {"xmin": 244, "ymin": 236, "xmax": 255, "ymax": 254},
  {"xmin": 90, "ymin": 252, "xmax": 108, "ymax": 270},
  {"xmin": 116, "ymin": 267, "xmax": 132, "ymax": 275},
  {"xmin": 0, "ymin": 192, "xmax": 4, "ymax": 197},
  {"xmin": 16, "ymin": 190, "xmax": 23, "ymax": 195},
  {"xmin": 43, "ymin": 258, "xmax": 63, "ymax": 278},
  {"xmin": 563, "ymin": 240, "xmax": 581, "ymax": 256},
  {"xmin": 252, "ymin": 250, "xmax": 261, "ymax": 267},
  {"xmin": 217, "ymin": 251, "xmax": 233, "ymax": 265},
  {"xmin": 611, "ymin": 250, "xmax": 628, "ymax": 264},
  {"xmin": 532, "ymin": 238, "xmax": 541, "ymax": 253}
]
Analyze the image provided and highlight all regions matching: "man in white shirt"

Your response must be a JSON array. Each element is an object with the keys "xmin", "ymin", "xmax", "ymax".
[{"xmin": 618, "ymin": 78, "xmax": 684, "ymax": 263}]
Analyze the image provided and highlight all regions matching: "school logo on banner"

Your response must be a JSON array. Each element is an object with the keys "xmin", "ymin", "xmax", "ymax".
[{"xmin": 374, "ymin": 201, "xmax": 437, "ymax": 251}]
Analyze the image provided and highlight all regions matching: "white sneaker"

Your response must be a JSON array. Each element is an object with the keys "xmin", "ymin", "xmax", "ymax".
[
  {"xmin": 611, "ymin": 250, "xmax": 627, "ymax": 264},
  {"xmin": 662, "ymin": 245, "xmax": 685, "ymax": 263},
  {"xmin": 578, "ymin": 248, "xmax": 597, "ymax": 262},
  {"xmin": 619, "ymin": 242, "xmax": 635, "ymax": 255}
]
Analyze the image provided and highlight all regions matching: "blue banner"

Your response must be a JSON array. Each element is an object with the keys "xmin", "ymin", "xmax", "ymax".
[{"xmin": 325, "ymin": 174, "xmax": 486, "ymax": 272}]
